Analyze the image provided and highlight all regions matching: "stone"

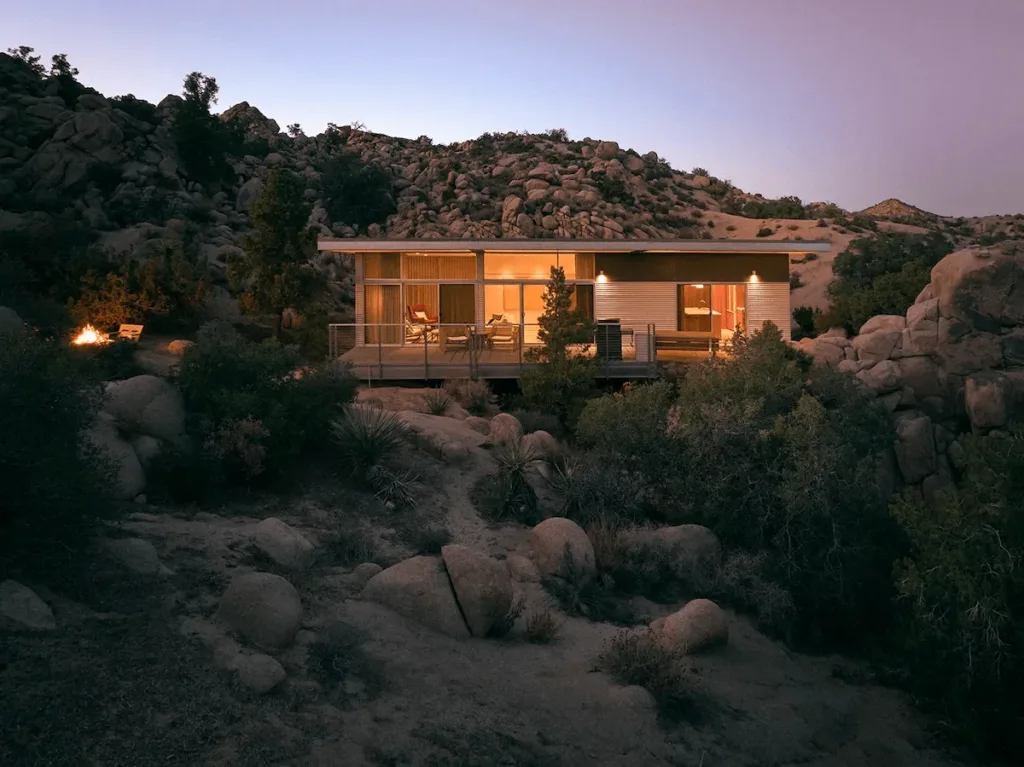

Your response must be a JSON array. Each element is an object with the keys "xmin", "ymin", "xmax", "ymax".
[
  {"xmin": 656, "ymin": 598, "xmax": 728, "ymax": 654},
  {"xmin": 129, "ymin": 434, "xmax": 161, "ymax": 467},
  {"xmin": 103, "ymin": 375, "xmax": 187, "ymax": 444},
  {"xmin": 930, "ymin": 246, "xmax": 1024, "ymax": 332},
  {"xmin": 858, "ymin": 315, "xmax": 906, "ymax": 335},
  {"xmin": 488, "ymin": 412, "xmax": 523, "ymax": 445},
  {"xmin": 251, "ymin": 517, "xmax": 316, "ymax": 569},
  {"xmin": 937, "ymin": 328, "xmax": 1003, "ymax": 375},
  {"xmin": 906, "ymin": 298, "xmax": 938, "ymax": 328},
  {"xmin": 218, "ymin": 573, "xmax": 302, "ymax": 651},
  {"xmin": 464, "ymin": 416, "xmax": 491, "ymax": 435},
  {"xmin": 103, "ymin": 537, "xmax": 173, "ymax": 576},
  {"xmin": 852, "ymin": 330, "xmax": 902, "ymax": 364},
  {"xmin": 856, "ymin": 360, "xmax": 902, "ymax": 394},
  {"xmin": 894, "ymin": 415, "xmax": 937, "ymax": 484},
  {"xmin": 236, "ymin": 177, "xmax": 264, "ymax": 212},
  {"xmin": 441, "ymin": 544, "xmax": 514, "ymax": 638},
  {"xmin": 362, "ymin": 556, "xmax": 470, "ymax": 638},
  {"xmin": 351, "ymin": 562, "xmax": 383, "ymax": 586},
  {"xmin": 529, "ymin": 517, "xmax": 596, "ymax": 583},
  {"xmin": 0, "ymin": 306, "xmax": 24, "ymax": 336},
  {"xmin": 167, "ymin": 339, "xmax": 194, "ymax": 356},
  {"xmin": 233, "ymin": 653, "xmax": 286, "ymax": 694},
  {"xmin": 505, "ymin": 554, "xmax": 540, "ymax": 582},
  {"xmin": 521, "ymin": 430, "xmax": 559, "ymax": 460},
  {"xmin": 896, "ymin": 356, "xmax": 944, "ymax": 400},
  {"xmin": 86, "ymin": 413, "xmax": 146, "ymax": 500},
  {"xmin": 0, "ymin": 580, "xmax": 56, "ymax": 631},
  {"xmin": 595, "ymin": 141, "xmax": 620, "ymax": 160},
  {"xmin": 965, "ymin": 372, "xmax": 1009, "ymax": 431}
]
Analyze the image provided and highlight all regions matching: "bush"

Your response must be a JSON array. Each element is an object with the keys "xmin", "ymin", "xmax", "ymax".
[
  {"xmin": 509, "ymin": 408, "xmax": 561, "ymax": 436},
  {"xmin": 0, "ymin": 328, "xmax": 116, "ymax": 572},
  {"xmin": 331, "ymin": 406, "xmax": 410, "ymax": 482},
  {"xmin": 443, "ymin": 378, "xmax": 493, "ymax": 415},
  {"xmin": 755, "ymin": 227, "xmax": 773, "ymax": 237},
  {"xmin": 306, "ymin": 621, "xmax": 387, "ymax": 706},
  {"xmin": 318, "ymin": 153, "xmax": 396, "ymax": 232},
  {"xmin": 489, "ymin": 437, "xmax": 540, "ymax": 523},
  {"xmin": 525, "ymin": 608, "xmax": 563, "ymax": 643},
  {"xmin": 743, "ymin": 195, "xmax": 806, "ymax": 219},
  {"xmin": 792, "ymin": 305, "xmax": 821, "ymax": 338},
  {"xmin": 175, "ymin": 323, "xmax": 356, "ymax": 485},
  {"xmin": 424, "ymin": 388, "xmax": 451, "ymax": 416},
  {"xmin": 890, "ymin": 430, "xmax": 1024, "ymax": 755}
]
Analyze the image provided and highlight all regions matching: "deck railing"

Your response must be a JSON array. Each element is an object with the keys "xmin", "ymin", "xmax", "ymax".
[{"xmin": 327, "ymin": 322, "xmax": 658, "ymax": 381}]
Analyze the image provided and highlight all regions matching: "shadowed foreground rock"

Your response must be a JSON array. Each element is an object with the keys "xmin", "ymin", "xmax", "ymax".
[{"xmin": 218, "ymin": 572, "xmax": 302, "ymax": 651}]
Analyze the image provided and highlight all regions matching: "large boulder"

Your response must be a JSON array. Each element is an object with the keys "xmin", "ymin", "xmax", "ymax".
[
  {"xmin": 521, "ymin": 429, "xmax": 559, "ymax": 460},
  {"xmin": 102, "ymin": 537, "xmax": 173, "ymax": 576},
  {"xmin": 653, "ymin": 598, "xmax": 728, "ymax": 655},
  {"xmin": 529, "ymin": 517, "xmax": 596, "ymax": 583},
  {"xmin": 851, "ymin": 330, "xmax": 902, "ymax": 364},
  {"xmin": 361, "ymin": 556, "xmax": 470, "ymax": 639},
  {"xmin": 232, "ymin": 653, "xmax": 286, "ymax": 694},
  {"xmin": 965, "ymin": 372, "xmax": 1010, "ymax": 431},
  {"xmin": 85, "ymin": 413, "xmax": 146, "ymax": 499},
  {"xmin": 894, "ymin": 414, "xmax": 937, "ymax": 484},
  {"xmin": 0, "ymin": 580, "xmax": 56, "ymax": 631},
  {"xmin": 218, "ymin": 572, "xmax": 303, "ymax": 651},
  {"xmin": 930, "ymin": 244, "xmax": 1024, "ymax": 333},
  {"xmin": 488, "ymin": 413, "xmax": 523, "ymax": 445},
  {"xmin": 856, "ymin": 359, "xmax": 902, "ymax": 394},
  {"xmin": 858, "ymin": 315, "xmax": 906, "ymax": 335},
  {"xmin": 103, "ymin": 375, "xmax": 186, "ymax": 444},
  {"xmin": 0, "ymin": 306, "xmax": 24, "ymax": 336},
  {"xmin": 251, "ymin": 517, "xmax": 316, "ymax": 569},
  {"xmin": 441, "ymin": 544, "xmax": 514, "ymax": 638}
]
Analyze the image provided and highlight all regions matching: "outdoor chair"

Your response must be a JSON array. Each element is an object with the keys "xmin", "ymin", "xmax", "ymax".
[
  {"xmin": 490, "ymin": 325, "xmax": 519, "ymax": 351},
  {"xmin": 407, "ymin": 304, "xmax": 438, "ymax": 324},
  {"xmin": 442, "ymin": 326, "xmax": 472, "ymax": 352},
  {"xmin": 112, "ymin": 324, "xmax": 144, "ymax": 343},
  {"xmin": 405, "ymin": 320, "xmax": 437, "ymax": 344}
]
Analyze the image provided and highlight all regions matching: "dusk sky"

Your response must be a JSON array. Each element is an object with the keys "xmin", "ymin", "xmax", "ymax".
[{"xmin": 7, "ymin": 0, "xmax": 1023, "ymax": 217}]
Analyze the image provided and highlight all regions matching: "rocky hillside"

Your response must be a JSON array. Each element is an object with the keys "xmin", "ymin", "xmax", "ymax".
[{"xmin": 2, "ymin": 50, "xmax": 1023, "ymax": 316}]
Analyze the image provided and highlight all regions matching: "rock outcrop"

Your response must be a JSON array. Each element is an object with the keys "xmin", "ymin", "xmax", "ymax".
[
  {"xmin": 218, "ymin": 572, "xmax": 303, "ymax": 651},
  {"xmin": 797, "ymin": 241, "xmax": 1024, "ymax": 497}
]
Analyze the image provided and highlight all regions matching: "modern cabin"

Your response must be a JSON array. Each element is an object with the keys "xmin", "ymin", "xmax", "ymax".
[{"xmin": 318, "ymin": 238, "xmax": 831, "ymax": 381}]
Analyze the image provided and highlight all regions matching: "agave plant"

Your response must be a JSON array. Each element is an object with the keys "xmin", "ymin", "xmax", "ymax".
[
  {"xmin": 367, "ymin": 464, "xmax": 421, "ymax": 508},
  {"xmin": 332, "ymin": 406, "xmax": 410, "ymax": 481},
  {"xmin": 424, "ymin": 388, "xmax": 452, "ymax": 416},
  {"xmin": 492, "ymin": 436, "xmax": 540, "ymax": 522}
]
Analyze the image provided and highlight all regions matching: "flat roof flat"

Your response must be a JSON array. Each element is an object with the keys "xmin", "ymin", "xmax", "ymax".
[{"xmin": 317, "ymin": 238, "xmax": 832, "ymax": 254}]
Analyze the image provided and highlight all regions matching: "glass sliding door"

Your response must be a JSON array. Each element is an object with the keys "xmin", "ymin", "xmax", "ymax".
[
  {"xmin": 678, "ymin": 284, "xmax": 715, "ymax": 334},
  {"xmin": 364, "ymin": 284, "xmax": 402, "ymax": 344},
  {"xmin": 713, "ymin": 283, "xmax": 746, "ymax": 341}
]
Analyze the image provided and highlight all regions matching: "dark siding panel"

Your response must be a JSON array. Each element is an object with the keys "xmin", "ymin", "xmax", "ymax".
[{"xmin": 595, "ymin": 253, "xmax": 789, "ymax": 283}]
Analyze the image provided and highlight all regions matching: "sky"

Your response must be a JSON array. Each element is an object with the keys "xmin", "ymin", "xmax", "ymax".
[{"xmin": 6, "ymin": 0, "xmax": 1024, "ymax": 217}]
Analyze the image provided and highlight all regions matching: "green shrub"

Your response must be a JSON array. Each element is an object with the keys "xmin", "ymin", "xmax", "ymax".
[
  {"xmin": 525, "ymin": 608, "xmax": 563, "ymax": 643},
  {"xmin": 755, "ymin": 227, "xmax": 773, "ymax": 237},
  {"xmin": 443, "ymin": 378, "xmax": 493, "ymax": 415},
  {"xmin": 175, "ymin": 322, "xmax": 356, "ymax": 484},
  {"xmin": 318, "ymin": 153, "xmax": 396, "ymax": 232},
  {"xmin": 743, "ymin": 195, "xmax": 806, "ymax": 219},
  {"xmin": 489, "ymin": 437, "xmax": 540, "ymax": 523},
  {"xmin": 792, "ymin": 305, "xmax": 821, "ymax": 338},
  {"xmin": 366, "ymin": 464, "xmax": 420, "ymax": 508},
  {"xmin": 0, "ymin": 328, "xmax": 116, "ymax": 572},
  {"xmin": 331, "ymin": 406, "xmax": 410, "ymax": 482},
  {"xmin": 508, "ymin": 408, "xmax": 561, "ymax": 436},
  {"xmin": 891, "ymin": 430, "xmax": 1024, "ymax": 755},
  {"xmin": 424, "ymin": 388, "xmax": 451, "ymax": 416}
]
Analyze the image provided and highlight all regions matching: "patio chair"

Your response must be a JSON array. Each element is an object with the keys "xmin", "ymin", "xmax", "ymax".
[
  {"xmin": 442, "ymin": 326, "xmax": 472, "ymax": 353},
  {"xmin": 405, "ymin": 320, "xmax": 437, "ymax": 344},
  {"xmin": 113, "ymin": 324, "xmax": 144, "ymax": 343},
  {"xmin": 489, "ymin": 325, "xmax": 519, "ymax": 351},
  {"xmin": 407, "ymin": 304, "xmax": 438, "ymax": 324}
]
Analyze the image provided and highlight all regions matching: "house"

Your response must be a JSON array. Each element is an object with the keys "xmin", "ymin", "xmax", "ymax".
[{"xmin": 318, "ymin": 238, "xmax": 831, "ymax": 380}]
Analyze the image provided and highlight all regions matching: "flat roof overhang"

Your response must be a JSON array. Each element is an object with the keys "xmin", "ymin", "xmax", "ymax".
[{"xmin": 317, "ymin": 238, "xmax": 832, "ymax": 254}]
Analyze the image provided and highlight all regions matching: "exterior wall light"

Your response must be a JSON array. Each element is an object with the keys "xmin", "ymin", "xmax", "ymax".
[
  {"xmin": 597, "ymin": 270, "xmax": 608, "ymax": 283},
  {"xmin": 749, "ymin": 270, "xmax": 759, "ymax": 283}
]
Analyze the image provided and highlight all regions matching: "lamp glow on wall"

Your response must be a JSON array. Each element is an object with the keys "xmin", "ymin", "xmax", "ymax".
[
  {"xmin": 748, "ymin": 270, "xmax": 759, "ymax": 283},
  {"xmin": 597, "ymin": 270, "xmax": 608, "ymax": 283}
]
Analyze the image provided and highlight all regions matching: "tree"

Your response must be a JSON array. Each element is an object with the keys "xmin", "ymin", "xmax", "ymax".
[
  {"xmin": 46, "ymin": 52, "xmax": 83, "ymax": 106},
  {"xmin": 319, "ymin": 153, "xmax": 395, "ymax": 232},
  {"xmin": 5, "ymin": 46, "xmax": 44, "ymax": 76},
  {"xmin": 230, "ymin": 169, "xmax": 325, "ymax": 338},
  {"xmin": 48, "ymin": 53, "xmax": 78, "ymax": 78},
  {"xmin": 287, "ymin": 123, "xmax": 304, "ymax": 138},
  {"xmin": 172, "ymin": 72, "xmax": 233, "ymax": 185},
  {"xmin": 519, "ymin": 266, "xmax": 597, "ymax": 429}
]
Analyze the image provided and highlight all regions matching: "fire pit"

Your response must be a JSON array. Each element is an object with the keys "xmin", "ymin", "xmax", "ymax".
[{"xmin": 71, "ymin": 324, "xmax": 111, "ymax": 346}]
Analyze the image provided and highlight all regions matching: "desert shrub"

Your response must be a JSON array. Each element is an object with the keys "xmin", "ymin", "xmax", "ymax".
[
  {"xmin": 489, "ymin": 437, "xmax": 540, "ymax": 523},
  {"xmin": 202, "ymin": 416, "xmax": 269, "ymax": 480},
  {"xmin": 172, "ymin": 72, "xmax": 236, "ymax": 186},
  {"xmin": 890, "ymin": 430, "xmax": 1024, "ymax": 755},
  {"xmin": 792, "ymin": 305, "xmax": 821, "ymax": 338},
  {"xmin": 543, "ymin": 544, "xmax": 636, "ymax": 625},
  {"xmin": 789, "ymin": 272, "xmax": 803, "ymax": 289},
  {"xmin": 543, "ymin": 127, "xmax": 569, "ymax": 142},
  {"xmin": 322, "ymin": 523, "xmax": 381, "ymax": 567},
  {"xmin": 589, "ymin": 170, "xmax": 634, "ymax": 204},
  {"xmin": 424, "ymin": 388, "xmax": 451, "ymax": 416},
  {"xmin": 819, "ymin": 232, "xmax": 952, "ymax": 331},
  {"xmin": 0, "ymin": 328, "xmax": 116, "ymax": 572},
  {"xmin": 318, "ymin": 153, "xmax": 396, "ymax": 232},
  {"xmin": 598, "ymin": 628, "xmax": 703, "ymax": 722},
  {"xmin": 706, "ymin": 552, "xmax": 795, "ymax": 639},
  {"xmin": 366, "ymin": 464, "xmax": 420, "ymax": 509},
  {"xmin": 525, "ymin": 608, "xmax": 563, "ymax": 643},
  {"xmin": 508, "ymin": 408, "xmax": 561, "ymax": 436},
  {"xmin": 110, "ymin": 94, "xmax": 158, "ymax": 123},
  {"xmin": 400, "ymin": 522, "xmax": 452, "ymax": 555},
  {"xmin": 331, "ymin": 406, "xmax": 410, "ymax": 482},
  {"xmin": 725, "ymin": 224, "xmax": 737, "ymax": 231},
  {"xmin": 755, "ymin": 227, "xmax": 773, "ymax": 237},
  {"xmin": 443, "ymin": 377, "xmax": 493, "ymax": 415},
  {"xmin": 175, "ymin": 322, "xmax": 356, "ymax": 484},
  {"xmin": 306, "ymin": 621, "xmax": 387, "ymax": 706},
  {"xmin": 575, "ymin": 325, "xmax": 900, "ymax": 647},
  {"xmin": 743, "ymin": 195, "xmax": 806, "ymax": 219},
  {"xmin": 487, "ymin": 594, "xmax": 526, "ymax": 639}
]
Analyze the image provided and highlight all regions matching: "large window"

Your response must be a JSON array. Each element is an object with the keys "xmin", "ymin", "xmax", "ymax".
[
  {"xmin": 363, "ymin": 253, "xmax": 401, "ymax": 279},
  {"xmin": 484, "ymin": 283, "xmax": 594, "ymax": 346},
  {"xmin": 364, "ymin": 284, "xmax": 402, "ymax": 344},
  {"xmin": 484, "ymin": 253, "xmax": 580, "ymax": 280},
  {"xmin": 678, "ymin": 283, "xmax": 745, "ymax": 339},
  {"xmin": 403, "ymin": 254, "xmax": 476, "ymax": 280}
]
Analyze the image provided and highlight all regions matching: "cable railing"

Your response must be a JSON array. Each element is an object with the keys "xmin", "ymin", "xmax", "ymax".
[{"xmin": 326, "ymin": 321, "xmax": 658, "ymax": 381}]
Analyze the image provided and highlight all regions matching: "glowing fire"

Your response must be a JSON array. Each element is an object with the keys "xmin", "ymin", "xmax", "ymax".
[{"xmin": 72, "ymin": 324, "xmax": 110, "ymax": 346}]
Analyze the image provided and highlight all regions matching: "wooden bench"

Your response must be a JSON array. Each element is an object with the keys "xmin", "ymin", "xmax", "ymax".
[
  {"xmin": 114, "ymin": 324, "xmax": 145, "ymax": 343},
  {"xmin": 655, "ymin": 331, "xmax": 720, "ymax": 354}
]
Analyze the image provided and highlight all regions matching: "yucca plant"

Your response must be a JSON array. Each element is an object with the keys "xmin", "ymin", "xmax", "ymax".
[
  {"xmin": 424, "ymin": 388, "xmax": 451, "ymax": 416},
  {"xmin": 367, "ymin": 464, "xmax": 420, "ymax": 509},
  {"xmin": 332, "ymin": 406, "xmax": 410, "ymax": 481},
  {"xmin": 548, "ymin": 453, "xmax": 591, "ymax": 519},
  {"xmin": 492, "ymin": 436, "xmax": 540, "ymax": 522}
]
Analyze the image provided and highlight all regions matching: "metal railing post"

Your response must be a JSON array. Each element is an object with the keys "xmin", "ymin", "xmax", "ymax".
[
  {"xmin": 423, "ymin": 327, "xmax": 429, "ymax": 382},
  {"xmin": 377, "ymin": 333, "xmax": 383, "ymax": 381}
]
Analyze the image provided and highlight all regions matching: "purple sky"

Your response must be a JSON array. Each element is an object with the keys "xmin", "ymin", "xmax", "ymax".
[{"xmin": 7, "ymin": 0, "xmax": 1023, "ymax": 216}]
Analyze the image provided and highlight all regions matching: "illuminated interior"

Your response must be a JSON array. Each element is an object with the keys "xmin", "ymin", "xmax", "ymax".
[{"xmin": 678, "ymin": 283, "xmax": 746, "ymax": 339}]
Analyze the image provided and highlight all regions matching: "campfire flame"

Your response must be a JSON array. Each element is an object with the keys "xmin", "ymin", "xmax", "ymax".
[{"xmin": 72, "ymin": 324, "xmax": 110, "ymax": 346}]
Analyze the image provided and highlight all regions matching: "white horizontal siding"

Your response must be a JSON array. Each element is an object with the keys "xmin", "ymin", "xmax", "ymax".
[
  {"xmin": 595, "ymin": 282, "xmax": 676, "ymax": 334},
  {"xmin": 746, "ymin": 282, "xmax": 791, "ymax": 341}
]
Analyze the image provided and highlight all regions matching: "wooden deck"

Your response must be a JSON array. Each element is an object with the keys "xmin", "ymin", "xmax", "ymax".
[{"xmin": 337, "ymin": 344, "xmax": 714, "ymax": 381}]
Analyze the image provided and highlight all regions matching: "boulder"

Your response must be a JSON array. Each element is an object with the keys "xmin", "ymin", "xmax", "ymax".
[
  {"xmin": 86, "ymin": 413, "xmax": 146, "ymax": 499},
  {"xmin": 654, "ymin": 598, "xmax": 728, "ymax": 654},
  {"xmin": 521, "ymin": 429, "xmax": 559, "ymax": 460},
  {"xmin": 529, "ymin": 517, "xmax": 596, "ymax": 583},
  {"xmin": 858, "ymin": 315, "xmax": 906, "ymax": 335},
  {"xmin": 930, "ymin": 246, "xmax": 1024, "ymax": 332},
  {"xmin": 129, "ymin": 434, "xmax": 161, "ymax": 467},
  {"xmin": 361, "ymin": 556, "xmax": 470, "ymax": 639},
  {"xmin": 0, "ymin": 580, "xmax": 56, "ymax": 631},
  {"xmin": 595, "ymin": 140, "xmax": 620, "ymax": 160},
  {"xmin": 251, "ymin": 517, "xmax": 316, "ymax": 569},
  {"xmin": 103, "ymin": 537, "xmax": 173, "ymax": 576},
  {"xmin": 0, "ymin": 306, "xmax": 24, "ymax": 336},
  {"xmin": 505, "ymin": 554, "xmax": 540, "ymax": 582},
  {"xmin": 856, "ymin": 359, "xmax": 902, "ymax": 394},
  {"xmin": 965, "ymin": 372, "xmax": 1009, "ymax": 431},
  {"xmin": 351, "ymin": 562, "xmax": 383, "ymax": 587},
  {"xmin": 233, "ymin": 653, "xmax": 286, "ymax": 694},
  {"xmin": 896, "ymin": 356, "xmax": 944, "ymax": 400},
  {"xmin": 894, "ymin": 414, "xmax": 937, "ymax": 484},
  {"xmin": 851, "ymin": 330, "xmax": 901, "ymax": 364},
  {"xmin": 441, "ymin": 544, "xmax": 514, "ymax": 638},
  {"xmin": 488, "ymin": 413, "xmax": 523, "ymax": 445},
  {"xmin": 103, "ymin": 375, "xmax": 186, "ymax": 444},
  {"xmin": 464, "ymin": 416, "xmax": 491, "ymax": 435},
  {"xmin": 218, "ymin": 572, "xmax": 302, "ymax": 651},
  {"xmin": 236, "ymin": 177, "xmax": 264, "ymax": 212}
]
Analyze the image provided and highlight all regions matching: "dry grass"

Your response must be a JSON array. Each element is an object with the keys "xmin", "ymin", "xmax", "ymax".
[
  {"xmin": 525, "ymin": 607, "xmax": 563, "ymax": 643},
  {"xmin": 488, "ymin": 593, "xmax": 527, "ymax": 638},
  {"xmin": 306, "ymin": 620, "xmax": 388, "ymax": 707}
]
